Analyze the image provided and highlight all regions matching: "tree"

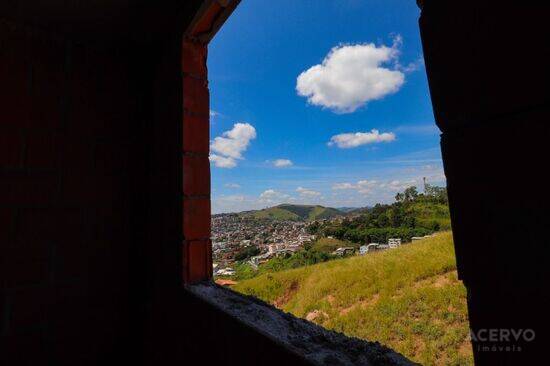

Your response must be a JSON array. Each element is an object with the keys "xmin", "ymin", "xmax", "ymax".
[
  {"xmin": 395, "ymin": 192, "xmax": 404, "ymax": 203},
  {"xmin": 403, "ymin": 186, "xmax": 419, "ymax": 202},
  {"xmin": 234, "ymin": 245, "xmax": 260, "ymax": 261}
]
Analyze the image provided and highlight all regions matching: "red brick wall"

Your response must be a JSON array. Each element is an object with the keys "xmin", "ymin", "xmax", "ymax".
[
  {"xmin": 1, "ymin": 21, "xmax": 134, "ymax": 365},
  {"xmin": 182, "ymin": 35, "xmax": 211, "ymax": 283}
]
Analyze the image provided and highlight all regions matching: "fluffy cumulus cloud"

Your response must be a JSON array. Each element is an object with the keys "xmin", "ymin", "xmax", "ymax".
[
  {"xmin": 272, "ymin": 159, "xmax": 293, "ymax": 168},
  {"xmin": 296, "ymin": 36, "xmax": 405, "ymax": 113},
  {"xmin": 328, "ymin": 129, "xmax": 396, "ymax": 148},
  {"xmin": 296, "ymin": 187, "xmax": 321, "ymax": 197},
  {"xmin": 210, "ymin": 122, "xmax": 256, "ymax": 168}
]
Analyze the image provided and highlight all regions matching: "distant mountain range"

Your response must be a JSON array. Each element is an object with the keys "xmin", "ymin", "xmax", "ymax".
[{"xmin": 238, "ymin": 204, "xmax": 344, "ymax": 221}]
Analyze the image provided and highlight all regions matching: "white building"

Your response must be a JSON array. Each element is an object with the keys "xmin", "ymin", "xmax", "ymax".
[
  {"xmin": 388, "ymin": 238, "xmax": 401, "ymax": 248},
  {"xmin": 360, "ymin": 243, "xmax": 381, "ymax": 255},
  {"xmin": 333, "ymin": 247, "xmax": 355, "ymax": 256}
]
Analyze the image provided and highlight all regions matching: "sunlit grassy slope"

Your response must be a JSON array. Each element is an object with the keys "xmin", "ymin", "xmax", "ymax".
[
  {"xmin": 310, "ymin": 237, "xmax": 358, "ymax": 253},
  {"xmin": 233, "ymin": 232, "xmax": 473, "ymax": 365},
  {"xmin": 240, "ymin": 204, "xmax": 343, "ymax": 221}
]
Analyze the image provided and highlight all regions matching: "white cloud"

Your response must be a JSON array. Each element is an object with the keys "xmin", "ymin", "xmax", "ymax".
[
  {"xmin": 212, "ymin": 194, "xmax": 259, "ymax": 214},
  {"xmin": 272, "ymin": 159, "xmax": 293, "ymax": 168},
  {"xmin": 210, "ymin": 122, "xmax": 256, "ymax": 168},
  {"xmin": 296, "ymin": 187, "xmax": 321, "ymax": 197},
  {"xmin": 332, "ymin": 182, "xmax": 356, "ymax": 190},
  {"xmin": 328, "ymin": 129, "xmax": 396, "ymax": 148},
  {"xmin": 296, "ymin": 36, "xmax": 405, "ymax": 113},
  {"xmin": 225, "ymin": 183, "xmax": 241, "ymax": 189},
  {"xmin": 332, "ymin": 180, "xmax": 377, "ymax": 195},
  {"xmin": 209, "ymin": 154, "xmax": 237, "ymax": 168},
  {"xmin": 259, "ymin": 189, "xmax": 291, "ymax": 204},
  {"xmin": 210, "ymin": 110, "xmax": 220, "ymax": 117}
]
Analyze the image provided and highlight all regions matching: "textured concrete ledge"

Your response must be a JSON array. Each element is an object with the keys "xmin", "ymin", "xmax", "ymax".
[{"xmin": 186, "ymin": 282, "xmax": 416, "ymax": 366}]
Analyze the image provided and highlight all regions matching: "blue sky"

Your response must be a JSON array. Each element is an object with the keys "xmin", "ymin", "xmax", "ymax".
[{"xmin": 208, "ymin": 0, "xmax": 445, "ymax": 213}]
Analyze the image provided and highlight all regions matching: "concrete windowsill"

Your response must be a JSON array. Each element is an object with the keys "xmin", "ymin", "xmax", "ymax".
[{"xmin": 186, "ymin": 282, "xmax": 415, "ymax": 366}]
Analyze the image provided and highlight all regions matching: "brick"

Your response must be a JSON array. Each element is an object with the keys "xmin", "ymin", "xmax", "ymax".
[
  {"xmin": 67, "ymin": 47, "xmax": 131, "ymax": 140},
  {"xmin": 56, "ymin": 137, "xmax": 95, "ymax": 171},
  {"xmin": 1, "ymin": 244, "xmax": 51, "ymax": 289},
  {"xmin": 189, "ymin": 2, "xmax": 223, "ymax": 36},
  {"xmin": 182, "ymin": 41, "xmax": 207, "ymax": 76},
  {"xmin": 183, "ymin": 198, "xmax": 210, "ymax": 239},
  {"xmin": 183, "ymin": 154, "xmax": 210, "ymax": 196},
  {"xmin": 0, "ymin": 291, "xmax": 6, "ymax": 333},
  {"xmin": 183, "ymin": 112, "xmax": 209, "ymax": 153},
  {"xmin": 183, "ymin": 239, "xmax": 211, "ymax": 283},
  {"xmin": 0, "ymin": 130, "xmax": 23, "ymax": 168},
  {"xmin": 24, "ymin": 131, "xmax": 58, "ymax": 169},
  {"xmin": 94, "ymin": 142, "xmax": 130, "ymax": 174},
  {"xmin": 0, "ymin": 331, "xmax": 48, "ymax": 365},
  {"xmin": 183, "ymin": 75, "xmax": 209, "ymax": 116},
  {"xmin": 0, "ymin": 208, "xmax": 15, "ymax": 245},
  {"xmin": 59, "ymin": 173, "xmax": 116, "ymax": 206},
  {"xmin": 17, "ymin": 208, "xmax": 85, "ymax": 244},
  {"xmin": 53, "ymin": 243, "xmax": 91, "ymax": 281},
  {"xmin": 29, "ymin": 37, "xmax": 64, "ymax": 130},
  {"xmin": 7, "ymin": 287, "xmax": 53, "ymax": 332},
  {"xmin": 0, "ymin": 171, "xmax": 58, "ymax": 206},
  {"xmin": 0, "ymin": 27, "xmax": 31, "ymax": 128}
]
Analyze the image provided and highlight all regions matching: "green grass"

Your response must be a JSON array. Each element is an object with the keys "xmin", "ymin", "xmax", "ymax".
[
  {"xmin": 407, "ymin": 202, "xmax": 451, "ymax": 230},
  {"xmin": 245, "ymin": 206, "xmax": 301, "ymax": 220},
  {"xmin": 233, "ymin": 232, "xmax": 472, "ymax": 365},
  {"xmin": 310, "ymin": 237, "xmax": 358, "ymax": 253}
]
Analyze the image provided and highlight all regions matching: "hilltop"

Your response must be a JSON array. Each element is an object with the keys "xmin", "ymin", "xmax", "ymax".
[
  {"xmin": 233, "ymin": 232, "xmax": 472, "ymax": 365},
  {"xmin": 239, "ymin": 204, "xmax": 343, "ymax": 221}
]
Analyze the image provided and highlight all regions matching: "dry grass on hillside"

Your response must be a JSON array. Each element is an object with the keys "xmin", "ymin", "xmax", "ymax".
[{"xmin": 233, "ymin": 232, "xmax": 473, "ymax": 365}]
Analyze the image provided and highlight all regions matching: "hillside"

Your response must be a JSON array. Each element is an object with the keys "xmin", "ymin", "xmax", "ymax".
[
  {"xmin": 233, "ymin": 232, "xmax": 473, "ymax": 365},
  {"xmin": 240, "ymin": 204, "xmax": 343, "ymax": 221},
  {"xmin": 315, "ymin": 186, "xmax": 451, "ymax": 244},
  {"xmin": 310, "ymin": 237, "xmax": 358, "ymax": 253},
  {"xmin": 405, "ymin": 201, "xmax": 451, "ymax": 230}
]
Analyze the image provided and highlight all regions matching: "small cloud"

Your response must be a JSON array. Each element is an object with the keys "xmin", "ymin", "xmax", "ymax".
[
  {"xmin": 296, "ymin": 35, "xmax": 406, "ymax": 113},
  {"xmin": 296, "ymin": 187, "xmax": 321, "ymax": 197},
  {"xmin": 272, "ymin": 159, "xmax": 293, "ymax": 168},
  {"xmin": 225, "ymin": 183, "xmax": 241, "ymax": 189},
  {"xmin": 396, "ymin": 56, "xmax": 424, "ymax": 73},
  {"xmin": 210, "ymin": 110, "xmax": 220, "ymax": 117},
  {"xmin": 328, "ymin": 129, "xmax": 396, "ymax": 148},
  {"xmin": 332, "ymin": 180, "xmax": 376, "ymax": 194},
  {"xmin": 210, "ymin": 122, "xmax": 256, "ymax": 168},
  {"xmin": 332, "ymin": 182, "xmax": 356, "ymax": 190}
]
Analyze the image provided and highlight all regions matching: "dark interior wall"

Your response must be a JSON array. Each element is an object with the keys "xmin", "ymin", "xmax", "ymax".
[
  {"xmin": 419, "ymin": 2, "xmax": 550, "ymax": 364},
  {"xmin": 0, "ymin": 20, "xmax": 138, "ymax": 365}
]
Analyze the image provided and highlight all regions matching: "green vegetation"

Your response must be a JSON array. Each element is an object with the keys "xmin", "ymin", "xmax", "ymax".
[
  {"xmin": 233, "ymin": 245, "xmax": 260, "ymax": 261},
  {"xmin": 231, "ymin": 248, "xmax": 337, "ymax": 281},
  {"xmin": 240, "ymin": 204, "xmax": 343, "ymax": 221},
  {"xmin": 226, "ymin": 237, "xmax": 355, "ymax": 281},
  {"xmin": 314, "ymin": 185, "xmax": 451, "ymax": 244},
  {"xmin": 309, "ymin": 237, "xmax": 358, "ymax": 253},
  {"xmin": 233, "ymin": 232, "xmax": 473, "ymax": 365}
]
